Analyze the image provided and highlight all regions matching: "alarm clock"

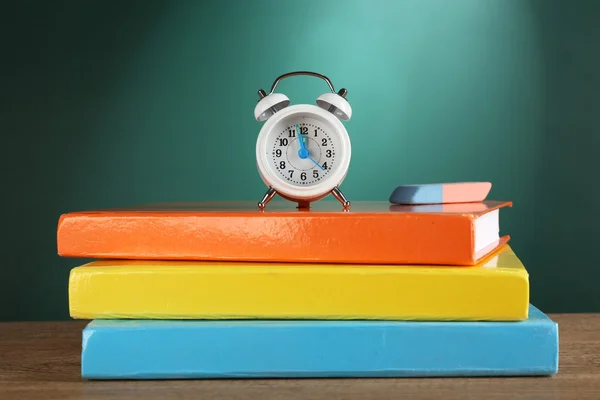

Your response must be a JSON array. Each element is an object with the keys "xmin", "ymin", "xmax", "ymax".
[{"xmin": 254, "ymin": 71, "xmax": 352, "ymax": 210}]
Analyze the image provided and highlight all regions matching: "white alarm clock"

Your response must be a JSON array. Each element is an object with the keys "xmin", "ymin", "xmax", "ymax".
[{"xmin": 254, "ymin": 71, "xmax": 352, "ymax": 210}]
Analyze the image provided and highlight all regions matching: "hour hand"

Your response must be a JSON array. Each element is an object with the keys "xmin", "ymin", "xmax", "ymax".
[{"xmin": 296, "ymin": 124, "xmax": 309, "ymax": 159}]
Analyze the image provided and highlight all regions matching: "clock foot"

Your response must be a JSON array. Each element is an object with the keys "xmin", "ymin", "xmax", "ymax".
[
  {"xmin": 331, "ymin": 186, "xmax": 350, "ymax": 210},
  {"xmin": 258, "ymin": 187, "xmax": 277, "ymax": 210}
]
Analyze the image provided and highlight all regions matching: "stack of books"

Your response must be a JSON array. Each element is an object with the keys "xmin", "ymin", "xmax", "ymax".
[{"xmin": 56, "ymin": 200, "xmax": 558, "ymax": 379}]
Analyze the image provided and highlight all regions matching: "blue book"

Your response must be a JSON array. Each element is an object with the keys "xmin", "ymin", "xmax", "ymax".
[{"xmin": 81, "ymin": 304, "xmax": 558, "ymax": 379}]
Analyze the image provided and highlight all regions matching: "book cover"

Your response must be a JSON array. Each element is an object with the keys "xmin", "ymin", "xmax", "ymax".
[
  {"xmin": 57, "ymin": 200, "xmax": 511, "ymax": 265},
  {"xmin": 80, "ymin": 304, "xmax": 557, "ymax": 380},
  {"xmin": 68, "ymin": 244, "xmax": 528, "ymax": 321}
]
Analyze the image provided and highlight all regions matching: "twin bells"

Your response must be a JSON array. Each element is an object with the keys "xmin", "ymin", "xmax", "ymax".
[{"xmin": 253, "ymin": 71, "xmax": 352, "ymax": 122}]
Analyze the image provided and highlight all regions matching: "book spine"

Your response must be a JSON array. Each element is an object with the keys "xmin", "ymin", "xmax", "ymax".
[
  {"xmin": 67, "ymin": 250, "xmax": 529, "ymax": 321},
  {"xmin": 57, "ymin": 213, "xmax": 476, "ymax": 265},
  {"xmin": 80, "ymin": 309, "xmax": 558, "ymax": 379}
]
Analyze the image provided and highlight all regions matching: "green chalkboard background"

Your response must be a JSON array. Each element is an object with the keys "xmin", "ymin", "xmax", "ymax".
[{"xmin": 1, "ymin": 0, "xmax": 599, "ymax": 321}]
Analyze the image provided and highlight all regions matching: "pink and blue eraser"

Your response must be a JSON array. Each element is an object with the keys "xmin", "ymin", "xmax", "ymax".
[{"xmin": 389, "ymin": 182, "xmax": 492, "ymax": 205}]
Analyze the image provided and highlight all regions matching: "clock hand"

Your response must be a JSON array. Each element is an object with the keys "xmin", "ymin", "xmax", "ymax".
[
  {"xmin": 296, "ymin": 124, "xmax": 309, "ymax": 159},
  {"xmin": 296, "ymin": 124, "xmax": 324, "ymax": 170},
  {"xmin": 308, "ymin": 155, "xmax": 325, "ymax": 171}
]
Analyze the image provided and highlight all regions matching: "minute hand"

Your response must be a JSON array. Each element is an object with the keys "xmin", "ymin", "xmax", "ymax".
[{"xmin": 309, "ymin": 154, "xmax": 325, "ymax": 171}]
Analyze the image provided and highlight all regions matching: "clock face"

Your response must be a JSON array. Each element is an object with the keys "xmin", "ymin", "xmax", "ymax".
[{"xmin": 266, "ymin": 117, "xmax": 339, "ymax": 187}]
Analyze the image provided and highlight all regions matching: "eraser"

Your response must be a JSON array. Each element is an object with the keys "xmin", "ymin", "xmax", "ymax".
[{"xmin": 389, "ymin": 182, "xmax": 492, "ymax": 205}]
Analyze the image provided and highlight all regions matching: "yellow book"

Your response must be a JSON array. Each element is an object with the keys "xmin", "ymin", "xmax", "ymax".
[{"xmin": 68, "ymin": 245, "xmax": 529, "ymax": 321}]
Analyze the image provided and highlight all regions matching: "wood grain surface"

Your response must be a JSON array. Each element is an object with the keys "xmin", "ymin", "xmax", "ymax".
[{"xmin": 0, "ymin": 314, "xmax": 599, "ymax": 399}]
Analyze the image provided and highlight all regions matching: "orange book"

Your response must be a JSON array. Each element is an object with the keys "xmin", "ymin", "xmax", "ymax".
[{"xmin": 56, "ymin": 200, "xmax": 511, "ymax": 266}]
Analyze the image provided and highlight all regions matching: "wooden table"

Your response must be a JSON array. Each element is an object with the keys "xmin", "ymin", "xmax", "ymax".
[{"xmin": 1, "ymin": 315, "xmax": 599, "ymax": 399}]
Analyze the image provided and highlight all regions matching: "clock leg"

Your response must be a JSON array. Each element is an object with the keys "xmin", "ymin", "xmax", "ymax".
[
  {"xmin": 258, "ymin": 187, "xmax": 277, "ymax": 210},
  {"xmin": 331, "ymin": 186, "xmax": 350, "ymax": 209}
]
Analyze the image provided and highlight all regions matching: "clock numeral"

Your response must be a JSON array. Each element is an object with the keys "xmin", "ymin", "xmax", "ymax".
[
  {"xmin": 301, "ymin": 126, "xmax": 308, "ymax": 135},
  {"xmin": 275, "ymin": 149, "xmax": 282, "ymax": 157},
  {"xmin": 322, "ymin": 162, "xmax": 328, "ymax": 170},
  {"xmin": 288, "ymin": 170, "xmax": 294, "ymax": 177},
  {"xmin": 279, "ymin": 161, "xmax": 285, "ymax": 169},
  {"xmin": 314, "ymin": 129, "xmax": 318, "ymax": 137},
  {"xmin": 321, "ymin": 138, "xmax": 327, "ymax": 146},
  {"xmin": 288, "ymin": 129, "xmax": 295, "ymax": 137},
  {"xmin": 279, "ymin": 138, "xmax": 288, "ymax": 146},
  {"xmin": 301, "ymin": 172, "xmax": 307, "ymax": 181},
  {"xmin": 326, "ymin": 149, "xmax": 333, "ymax": 158},
  {"xmin": 313, "ymin": 170, "xmax": 319, "ymax": 178}
]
